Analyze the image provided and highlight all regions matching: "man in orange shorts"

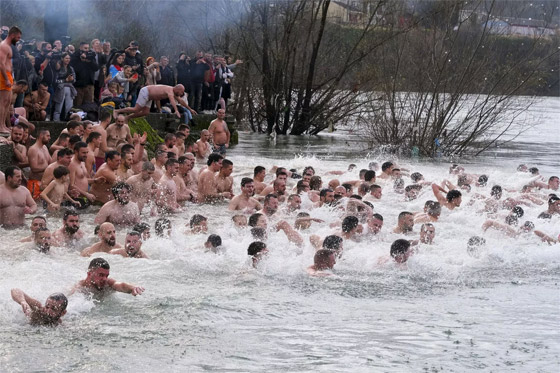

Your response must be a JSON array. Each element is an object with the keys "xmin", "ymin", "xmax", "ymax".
[{"xmin": 0, "ymin": 26, "xmax": 22, "ymax": 133}]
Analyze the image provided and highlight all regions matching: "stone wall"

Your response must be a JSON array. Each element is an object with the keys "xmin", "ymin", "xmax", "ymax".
[{"xmin": 0, "ymin": 113, "xmax": 237, "ymax": 172}]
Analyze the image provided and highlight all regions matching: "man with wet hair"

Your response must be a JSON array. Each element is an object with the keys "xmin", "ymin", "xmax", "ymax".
[
  {"xmin": 419, "ymin": 223, "xmax": 435, "ymax": 244},
  {"xmin": 133, "ymin": 222, "xmax": 151, "ymax": 240},
  {"xmin": 414, "ymin": 200, "xmax": 441, "ymax": 223},
  {"xmin": 378, "ymin": 161, "xmax": 394, "ymax": 180},
  {"xmin": 20, "ymin": 216, "xmax": 47, "ymax": 243},
  {"xmin": 189, "ymin": 214, "xmax": 208, "ymax": 234},
  {"xmin": 229, "ymin": 177, "xmax": 262, "ymax": 212},
  {"xmin": 126, "ymin": 161, "xmax": 155, "ymax": 213},
  {"xmin": 307, "ymin": 249, "xmax": 337, "ymax": 276},
  {"xmin": 155, "ymin": 158, "xmax": 181, "ymax": 213},
  {"xmin": 0, "ymin": 166, "xmax": 37, "ymax": 228},
  {"xmin": 33, "ymin": 227, "xmax": 52, "ymax": 253},
  {"xmin": 94, "ymin": 182, "xmax": 140, "ymax": 226},
  {"xmin": 110, "ymin": 231, "xmax": 149, "ymax": 258},
  {"xmin": 259, "ymin": 193, "xmax": 279, "ymax": 217},
  {"xmin": 248, "ymin": 241, "xmax": 268, "ymax": 267},
  {"xmin": 390, "ymin": 239, "xmax": 414, "ymax": 263},
  {"xmin": 366, "ymin": 213, "xmax": 384, "ymax": 235},
  {"xmin": 404, "ymin": 184, "xmax": 422, "ymax": 201},
  {"xmin": 11, "ymin": 288, "xmax": 68, "ymax": 326},
  {"xmin": 204, "ymin": 234, "xmax": 223, "ymax": 253},
  {"xmin": 322, "ymin": 235, "xmax": 343, "ymax": 256},
  {"xmin": 80, "ymin": 222, "xmax": 122, "ymax": 257},
  {"xmin": 393, "ymin": 211, "xmax": 414, "ymax": 234},
  {"xmin": 431, "ymin": 183, "xmax": 462, "ymax": 210},
  {"xmin": 364, "ymin": 184, "xmax": 382, "ymax": 202},
  {"xmin": 253, "ymin": 165, "xmax": 267, "ymax": 194},
  {"xmin": 341, "ymin": 215, "xmax": 361, "ymax": 240},
  {"xmin": 215, "ymin": 158, "xmax": 234, "ymax": 198},
  {"xmin": 52, "ymin": 210, "xmax": 84, "ymax": 246},
  {"xmin": 91, "ymin": 150, "xmax": 121, "ymax": 204},
  {"xmin": 316, "ymin": 188, "xmax": 335, "ymax": 207},
  {"xmin": 70, "ymin": 258, "xmax": 144, "ymax": 297},
  {"xmin": 537, "ymin": 195, "xmax": 560, "ymax": 219},
  {"xmin": 198, "ymin": 153, "xmax": 224, "ymax": 202}
]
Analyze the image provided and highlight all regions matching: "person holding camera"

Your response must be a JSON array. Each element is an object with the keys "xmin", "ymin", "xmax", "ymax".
[
  {"xmin": 70, "ymin": 42, "xmax": 99, "ymax": 107},
  {"xmin": 53, "ymin": 53, "xmax": 76, "ymax": 121}
]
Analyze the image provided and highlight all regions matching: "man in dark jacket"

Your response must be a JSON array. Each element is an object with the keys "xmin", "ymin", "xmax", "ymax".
[
  {"xmin": 70, "ymin": 42, "xmax": 99, "ymax": 106},
  {"xmin": 189, "ymin": 51, "xmax": 208, "ymax": 112}
]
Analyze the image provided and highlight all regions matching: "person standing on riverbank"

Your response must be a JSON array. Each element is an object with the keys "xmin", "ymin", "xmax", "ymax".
[
  {"xmin": 0, "ymin": 27, "xmax": 21, "ymax": 133},
  {"xmin": 208, "ymin": 108, "xmax": 230, "ymax": 155}
]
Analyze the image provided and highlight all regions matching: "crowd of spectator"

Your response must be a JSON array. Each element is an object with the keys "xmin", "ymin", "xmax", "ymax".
[{"xmin": 3, "ymin": 27, "xmax": 242, "ymax": 124}]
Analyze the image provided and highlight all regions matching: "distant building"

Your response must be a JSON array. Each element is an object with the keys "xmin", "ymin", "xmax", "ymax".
[
  {"xmin": 458, "ymin": 8, "xmax": 558, "ymax": 38},
  {"xmin": 327, "ymin": 1, "xmax": 365, "ymax": 25}
]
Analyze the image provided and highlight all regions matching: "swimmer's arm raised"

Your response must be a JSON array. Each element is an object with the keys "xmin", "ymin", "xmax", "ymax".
[
  {"xmin": 431, "ymin": 183, "xmax": 447, "ymax": 205},
  {"xmin": 11, "ymin": 288, "xmax": 41, "ymax": 316}
]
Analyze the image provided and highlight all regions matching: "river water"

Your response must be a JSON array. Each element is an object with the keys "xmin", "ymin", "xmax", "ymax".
[{"xmin": 0, "ymin": 97, "xmax": 558, "ymax": 372}]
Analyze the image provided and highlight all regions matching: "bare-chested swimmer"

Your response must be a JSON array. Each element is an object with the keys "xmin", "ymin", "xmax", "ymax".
[
  {"xmin": 70, "ymin": 258, "xmax": 144, "ymax": 297},
  {"xmin": 11, "ymin": 289, "xmax": 68, "ymax": 326}
]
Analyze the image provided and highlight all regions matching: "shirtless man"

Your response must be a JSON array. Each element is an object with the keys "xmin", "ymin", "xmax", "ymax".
[
  {"xmin": 80, "ymin": 222, "xmax": 121, "ymax": 256},
  {"xmin": 69, "ymin": 142, "xmax": 95, "ymax": 202},
  {"xmin": 91, "ymin": 150, "xmax": 121, "ymax": 204},
  {"xmin": 229, "ymin": 177, "xmax": 262, "ymax": 213},
  {"xmin": 414, "ymin": 201, "xmax": 441, "ymax": 224},
  {"xmin": 178, "ymin": 153, "xmax": 198, "ymax": 193},
  {"xmin": 70, "ymin": 258, "xmax": 144, "ymax": 297},
  {"xmin": 208, "ymin": 108, "xmax": 230, "ymax": 155},
  {"xmin": 85, "ymin": 132, "xmax": 102, "ymax": 176},
  {"xmin": 92, "ymin": 110, "xmax": 112, "ymax": 169},
  {"xmin": 393, "ymin": 211, "xmax": 415, "ymax": 234},
  {"xmin": 195, "ymin": 130, "xmax": 212, "ymax": 161},
  {"xmin": 52, "ymin": 210, "xmax": 84, "ymax": 247},
  {"xmin": 215, "ymin": 158, "xmax": 234, "ymax": 198},
  {"xmin": 253, "ymin": 166, "xmax": 267, "ymax": 194},
  {"xmin": 0, "ymin": 166, "xmax": 37, "ymax": 228},
  {"xmin": 8, "ymin": 124, "xmax": 28, "ymax": 168},
  {"xmin": 0, "ymin": 27, "xmax": 21, "ymax": 132},
  {"xmin": 198, "ymin": 153, "xmax": 227, "ymax": 202},
  {"xmin": 110, "ymin": 231, "xmax": 149, "ymax": 259},
  {"xmin": 41, "ymin": 148, "xmax": 73, "ymax": 191},
  {"xmin": 151, "ymin": 150, "xmax": 168, "ymax": 183},
  {"xmin": 377, "ymin": 161, "xmax": 394, "ymax": 180},
  {"xmin": 94, "ymin": 182, "xmax": 140, "ymax": 226},
  {"xmin": 116, "ymin": 150, "xmax": 134, "ymax": 181},
  {"xmin": 431, "ymin": 183, "xmax": 462, "ymax": 210},
  {"xmin": 11, "ymin": 289, "xmax": 68, "ymax": 326},
  {"xmin": 27, "ymin": 129, "xmax": 52, "ymax": 199},
  {"xmin": 114, "ymin": 84, "xmax": 185, "ymax": 120},
  {"xmin": 106, "ymin": 114, "xmax": 132, "ymax": 150},
  {"xmin": 258, "ymin": 193, "xmax": 279, "ymax": 217},
  {"xmin": 307, "ymin": 249, "xmax": 336, "ymax": 276},
  {"xmin": 126, "ymin": 161, "xmax": 155, "ymax": 212},
  {"xmin": 23, "ymin": 82, "xmax": 50, "ymax": 121},
  {"xmin": 162, "ymin": 133, "xmax": 179, "ymax": 157},
  {"xmin": 419, "ymin": 223, "xmax": 436, "ymax": 244},
  {"xmin": 20, "ymin": 216, "xmax": 47, "ymax": 243},
  {"xmin": 155, "ymin": 158, "xmax": 181, "ymax": 213}
]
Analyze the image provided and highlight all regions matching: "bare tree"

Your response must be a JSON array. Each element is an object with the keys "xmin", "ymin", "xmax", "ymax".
[{"xmin": 360, "ymin": 0, "xmax": 559, "ymax": 157}]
